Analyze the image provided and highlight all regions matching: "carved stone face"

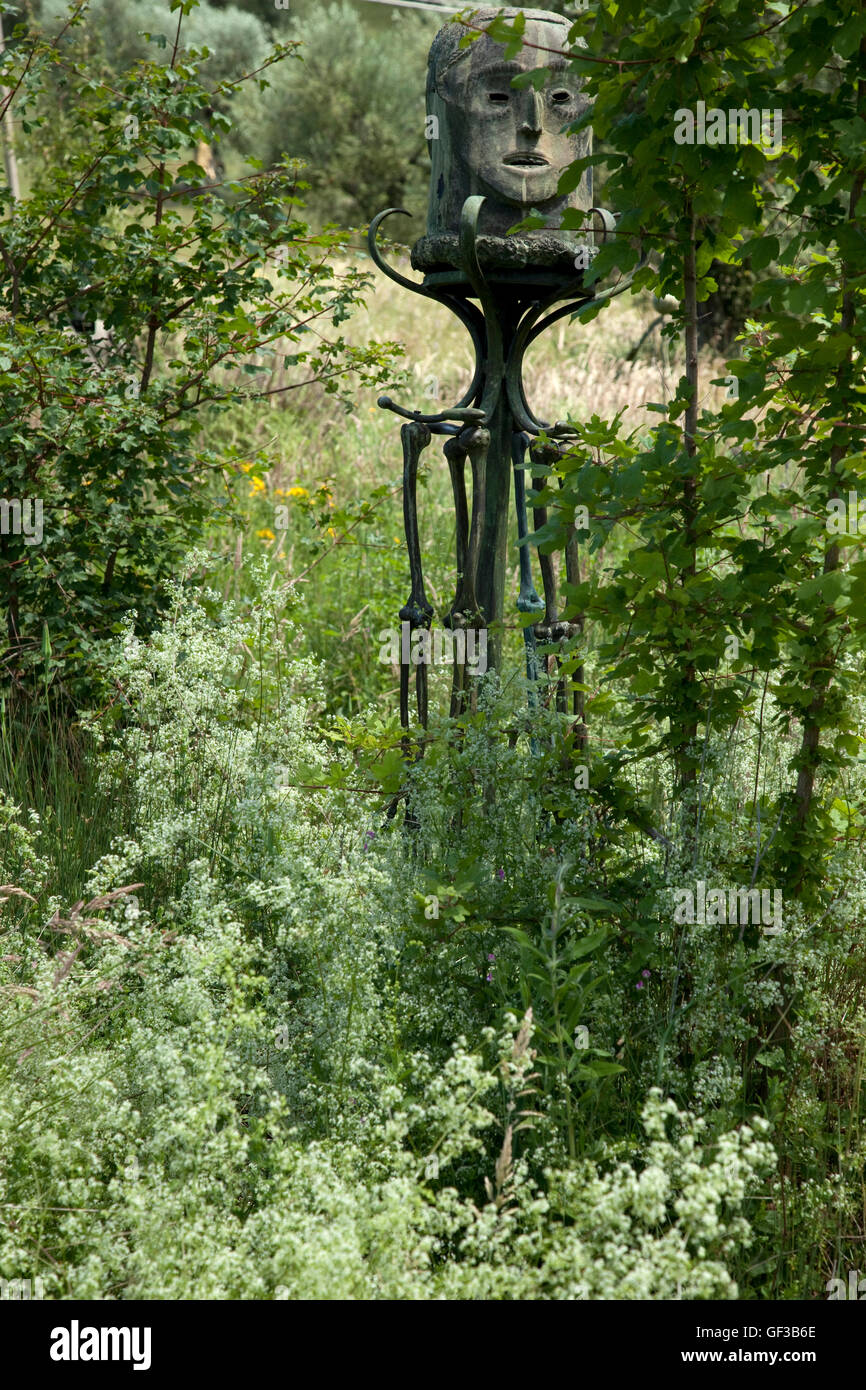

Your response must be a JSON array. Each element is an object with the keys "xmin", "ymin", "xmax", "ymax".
[
  {"xmin": 447, "ymin": 50, "xmax": 587, "ymax": 209},
  {"xmin": 423, "ymin": 9, "xmax": 592, "ymax": 248}
]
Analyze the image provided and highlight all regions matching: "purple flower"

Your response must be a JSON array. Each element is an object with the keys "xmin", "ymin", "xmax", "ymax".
[
  {"xmin": 636, "ymin": 981, "xmax": 644, "ymax": 990},
  {"xmin": 642, "ymin": 969, "xmax": 651, "ymax": 979},
  {"xmin": 486, "ymin": 972, "xmax": 493, "ymax": 983},
  {"xmin": 487, "ymin": 953, "xmax": 496, "ymax": 962},
  {"xmin": 496, "ymin": 868, "xmax": 505, "ymax": 881}
]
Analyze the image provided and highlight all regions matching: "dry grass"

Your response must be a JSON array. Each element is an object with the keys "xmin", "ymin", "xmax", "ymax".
[{"xmin": 338, "ymin": 245, "xmax": 730, "ymax": 439}]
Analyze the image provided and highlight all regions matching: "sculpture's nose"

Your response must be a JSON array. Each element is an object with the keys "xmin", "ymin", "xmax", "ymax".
[{"xmin": 519, "ymin": 90, "xmax": 544, "ymax": 137}]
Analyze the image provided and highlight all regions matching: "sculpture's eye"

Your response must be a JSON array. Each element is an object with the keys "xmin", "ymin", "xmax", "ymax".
[
  {"xmin": 488, "ymin": 91, "xmax": 510, "ymax": 104},
  {"xmin": 551, "ymin": 90, "xmax": 572, "ymax": 104}
]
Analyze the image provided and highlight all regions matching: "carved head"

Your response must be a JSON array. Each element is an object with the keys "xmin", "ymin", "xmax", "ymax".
[{"xmin": 424, "ymin": 8, "xmax": 592, "ymax": 244}]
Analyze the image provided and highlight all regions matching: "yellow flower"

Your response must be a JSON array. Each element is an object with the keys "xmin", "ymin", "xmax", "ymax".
[
  {"xmin": 274, "ymin": 488, "xmax": 287, "ymax": 498},
  {"xmin": 257, "ymin": 528, "xmax": 275, "ymax": 541},
  {"xmin": 393, "ymin": 536, "xmax": 401, "ymax": 545},
  {"xmin": 327, "ymin": 526, "xmax": 337, "ymax": 539},
  {"xmin": 240, "ymin": 462, "xmax": 253, "ymax": 473},
  {"xmin": 249, "ymin": 477, "xmax": 266, "ymax": 494},
  {"xmin": 287, "ymin": 485, "xmax": 308, "ymax": 499}
]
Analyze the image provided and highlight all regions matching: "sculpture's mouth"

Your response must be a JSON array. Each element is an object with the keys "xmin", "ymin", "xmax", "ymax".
[{"xmin": 503, "ymin": 152, "xmax": 550, "ymax": 168}]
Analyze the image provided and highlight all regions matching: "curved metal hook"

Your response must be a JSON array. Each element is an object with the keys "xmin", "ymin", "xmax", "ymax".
[
  {"xmin": 367, "ymin": 209, "xmax": 428, "ymax": 297},
  {"xmin": 525, "ymin": 273, "xmax": 635, "ymax": 349},
  {"xmin": 378, "ymin": 395, "xmax": 486, "ymax": 427},
  {"xmin": 500, "ymin": 209, "xmax": 628, "ymax": 434},
  {"xmin": 590, "ymin": 207, "xmax": 617, "ymax": 242},
  {"xmin": 506, "ymin": 274, "xmax": 638, "ymax": 434},
  {"xmin": 369, "ymin": 206, "xmax": 489, "ymax": 419},
  {"xmin": 503, "ymin": 273, "xmax": 591, "ymax": 431},
  {"xmin": 458, "ymin": 196, "xmax": 487, "ymax": 294},
  {"xmin": 373, "ymin": 285, "xmax": 487, "ymax": 421},
  {"xmin": 457, "ymin": 196, "xmax": 507, "ymax": 422},
  {"xmin": 420, "ymin": 287, "xmax": 487, "ymax": 410}
]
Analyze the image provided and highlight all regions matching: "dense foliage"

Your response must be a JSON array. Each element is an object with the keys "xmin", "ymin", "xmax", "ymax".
[
  {"xmin": 1, "ymin": 0, "xmax": 865, "ymax": 1303},
  {"xmin": 0, "ymin": 0, "xmax": 396, "ymax": 703}
]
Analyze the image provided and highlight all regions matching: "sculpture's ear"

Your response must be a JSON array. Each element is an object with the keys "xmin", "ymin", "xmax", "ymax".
[{"xmin": 425, "ymin": 55, "xmax": 470, "ymax": 242}]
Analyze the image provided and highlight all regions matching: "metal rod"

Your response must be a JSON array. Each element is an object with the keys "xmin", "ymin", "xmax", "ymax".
[
  {"xmin": 512, "ymin": 431, "xmax": 543, "ymax": 694},
  {"xmin": 398, "ymin": 421, "xmax": 433, "ymax": 729}
]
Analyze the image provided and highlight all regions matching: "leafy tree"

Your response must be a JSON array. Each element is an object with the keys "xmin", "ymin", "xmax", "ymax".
[
  {"xmin": 489, "ymin": 0, "xmax": 866, "ymax": 905},
  {"xmin": 257, "ymin": 0, "xmax": 436, "ymax": 229},
  {"xmin": 34, "ymin": 0, "xmax": 270, "ymax": 83},
  {"xmin": 28, "ymin": 0, "xmax": 270, "ymax": 171},
  {"xmin": 0, "ymin": 0, "xmax": 397, "ymax": 706}
]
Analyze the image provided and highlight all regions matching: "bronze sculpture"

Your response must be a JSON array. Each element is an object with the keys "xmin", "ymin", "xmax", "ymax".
[
  {"xmin": 369, "ymin": 8, "xmax": 629, "ymax": 731},
  {"xmin": 416, "ymin": 7, "xmax": 592, "ymax": 268}
]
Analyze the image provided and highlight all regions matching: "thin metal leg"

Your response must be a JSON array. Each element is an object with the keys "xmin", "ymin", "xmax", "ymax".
[
  {"xmin": 462, "ymin": 424, "xmax": 488, "ymax": 715},
  {"xmin": 444, "ymin": 434, "xmax": 469, "ymax": 718},
  {"xmin": 561, "ymin": 475, "xmax": 588, "ymax": 749},
  {"xmin": 444, "ymin": 424, "xmax": 488, "ymax": 716},
  {"xmin": 398, "ymin": 420, "xmax": 433, "ymax": 730},
  {"xmin": 512, "ymin": 431, "xmax": 544, "ymax": 694},
  {"xmin": 528, "ymin": 440, "xmax": 559, "ymax": 702}
]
